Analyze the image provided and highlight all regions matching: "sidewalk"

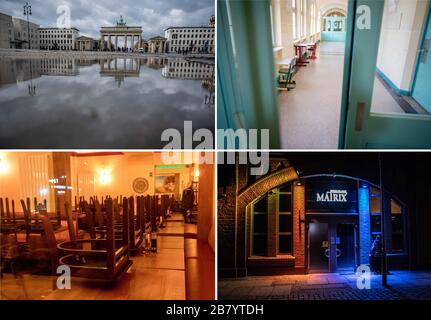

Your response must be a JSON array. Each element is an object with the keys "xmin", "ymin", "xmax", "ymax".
[{"xmin": 219, "ymin": 271, "xmax": 431, "ymax": 300}]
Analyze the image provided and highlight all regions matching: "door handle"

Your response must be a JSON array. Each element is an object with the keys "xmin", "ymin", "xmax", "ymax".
[
  {"xmin": 355, "ymin": 102, "xmax": 365, "ymax": 131},
  {"xmin": 324, "ymin": 249, "xmax": 330, "ymax": 258},
  {"xmin": 336, "ymin": 248, "xmax": 341, "ymax": 257},
  {"xmin": 420, "ymin": 38, "xmax": 430, "ymax": 64}
]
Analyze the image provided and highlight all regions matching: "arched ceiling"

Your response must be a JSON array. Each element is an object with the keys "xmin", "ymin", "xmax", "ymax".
[{"xmin": 317, "ymin": 0, "xmax": 348, "ymax": 17}]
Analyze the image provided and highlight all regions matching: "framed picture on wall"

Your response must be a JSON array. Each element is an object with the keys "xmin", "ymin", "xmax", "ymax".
[{"xmin": 155, "ymin": 174, "xmax": 178, "ymax": 194}]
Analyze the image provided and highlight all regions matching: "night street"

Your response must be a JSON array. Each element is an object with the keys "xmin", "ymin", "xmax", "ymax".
[{"xmin": 219, "ymin": 271, "xmax": 431, "ymax": 300}]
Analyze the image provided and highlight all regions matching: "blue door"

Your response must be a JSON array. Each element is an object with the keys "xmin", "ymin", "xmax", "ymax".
[{"xmin": 412, "ymin": 9, "xmax": 431, "ymax": 113}]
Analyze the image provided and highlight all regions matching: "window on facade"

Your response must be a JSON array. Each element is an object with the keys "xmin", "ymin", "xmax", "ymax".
[
  {"xmin": 369, "ymin": 187, "xmax": 382, "ymax": 240},
  {"xmin": 252, "ymin": 195, "xmax": 268, "ymax": 256},
  {"xmin": 251, "ymin": 183, "xmax": 293, "ymax": 256},
  {"xmin": 278, "ymin": 190, "xmax": 293, "ymax": 254},
  {"xmin": 390, "ymin": 199, "xmax": 404, "ymax": 252}
]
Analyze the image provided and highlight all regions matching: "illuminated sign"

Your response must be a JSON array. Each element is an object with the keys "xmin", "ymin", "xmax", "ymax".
[
  {"xmin": 306, "ymin": 178, "xmax": 358, "ymax": 213},
  {"xmin": 316, "ymin": 190, "xmax": 348, "ymax": 202}
]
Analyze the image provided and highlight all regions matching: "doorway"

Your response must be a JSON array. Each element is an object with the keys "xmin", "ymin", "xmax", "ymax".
[
  {"xmin": 308, "ymin": 219, "xmax": 357, "ymax": 273},
  {"xmin": 336, "ymin": 223, "xmax": 356, "ymax": 271},
  {"xmin": 412, "ymin": 8, "xmax": 431, "ymax": 113},
  {"xmin": 309, "ymin": 222, "xmax": 329, "ymax": 272}
]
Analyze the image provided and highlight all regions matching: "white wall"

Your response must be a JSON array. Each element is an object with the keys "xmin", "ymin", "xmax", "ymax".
[
  {"xmin": 376, "ymin": 0, "xmax": 429, "ymax": 92},
  {"xmin": 271, "ymin": 0, "xmax": 348, "ymax": 62},
  {"xmin": 70, "ymin": 152, "xmax": 199, "ymax": 201},
  {"xmin": 0, "ymin": 152, "xmax": 55, "ymax": 212}
]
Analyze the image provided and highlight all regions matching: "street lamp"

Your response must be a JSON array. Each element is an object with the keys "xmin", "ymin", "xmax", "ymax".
[
  {"xmin": 23, "ymin": 2, "xmax": 32, "ymax": 50},
  {"xmin": 378, "ymin": 153, "xmax": 388, "ymax": 286}
]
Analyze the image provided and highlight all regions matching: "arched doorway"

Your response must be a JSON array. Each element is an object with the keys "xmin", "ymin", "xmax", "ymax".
[{"xmin": 321, "ymin": 9, "xmax": 347, "ymax": 42}]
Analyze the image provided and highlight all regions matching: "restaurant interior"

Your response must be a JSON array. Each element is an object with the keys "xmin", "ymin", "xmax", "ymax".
[{"xmin": 0, "ymin": 151, "xmax": 215, "ymax": 300}]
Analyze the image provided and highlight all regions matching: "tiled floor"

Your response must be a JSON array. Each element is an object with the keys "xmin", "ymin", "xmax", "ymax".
[
  {"xmin": 0, "ymin": 213, "xmax": 187, "ymax": 300},
  {"xmin": 219, "ymin": 271, "xmax": 431, "ymax": 300},
  {"xmin": 279, "ymin": 41, "xmax": 416, "ymax": 149},
  {"xmin": 279, "ymin": 42, "xmax": 345, "ymax": 149}
]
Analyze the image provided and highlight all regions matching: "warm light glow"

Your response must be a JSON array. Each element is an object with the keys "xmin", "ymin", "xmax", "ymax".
[
  {"xmin": 99, "ymin": 168, "xmax": 112, "ymax": 185},
  {"xmin": 0, "ymin": 154, "xmax": 9, "ymax": 174},
  {"xmin": 40, "ymin": 188, "xmax": 48, "ymax": 197},
  {"xmin": 194, "ymin": 169, "xmax": 200, "ymax": 178}
]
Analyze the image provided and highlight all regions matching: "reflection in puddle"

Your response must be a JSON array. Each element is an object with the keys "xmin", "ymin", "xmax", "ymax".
[{"xmin": 0, "ymin": 57, "xmax": 214, "ymax": 149}]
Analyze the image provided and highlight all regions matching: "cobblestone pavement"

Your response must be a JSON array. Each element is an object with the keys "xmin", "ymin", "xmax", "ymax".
[{"xmin": 219, "ymin": 271, "xmax": 431, "ymax": 300}]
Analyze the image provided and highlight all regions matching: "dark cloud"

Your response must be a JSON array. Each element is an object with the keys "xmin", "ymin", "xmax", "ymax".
[{"xmin": 0, "ymin": 0, "xmax": 214, "ymax": 39}]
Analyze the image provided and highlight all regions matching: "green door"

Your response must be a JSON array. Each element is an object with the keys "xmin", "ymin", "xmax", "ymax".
[
  {"xmin": 412, "ymin": 8, "xmax": 431, "ymax": 113},
  {"xmin": 341, "ymin": 0, "xmax": 431, "ymax": 149}
]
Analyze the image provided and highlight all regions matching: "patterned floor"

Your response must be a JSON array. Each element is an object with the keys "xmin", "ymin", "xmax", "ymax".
[{"xmin": 219, "ymin": 271, "xmax": 431, "ymax": 300}]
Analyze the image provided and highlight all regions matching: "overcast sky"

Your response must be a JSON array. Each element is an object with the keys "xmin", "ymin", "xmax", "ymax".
[{"xmin": 0, "ymin": 0, "xmax": 214, "ymax": 39}]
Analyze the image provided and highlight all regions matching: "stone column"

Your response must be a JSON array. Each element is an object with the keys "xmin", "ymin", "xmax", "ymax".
[
  {"xmin": 293, "ymin": 183, "xmax": 305, "ymax": 268},
  {"xmin": 108, "ymin": 35, "xmax": 112, "ymax": 50},
  {"xmin": 115, "ymin": 35, "xmax": 118, "ymax": 50},
  {"xmin": 131, "ymin": 35, "xmax": 135, "ymax": 50},
  {"xmin": 138, "ymin": 35, "xmax": 142, "ymax": 49},
  {"xmin": 124, "ymin": 35, "xmax": 127, "ymax": 50}
]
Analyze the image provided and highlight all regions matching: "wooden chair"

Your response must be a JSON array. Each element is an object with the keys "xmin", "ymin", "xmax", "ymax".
[
  {"xmin": 0, "ymin": 198, "xmax": 25, "ymax": 236},
  {"xmin": 64, "ymin": 202, "xmax": 77, "ymax": 241},
  {"xmin": 81, "ymin": 201, "xmax": 96, "ymax": 239},
  {"xmin": 3, "ymin": 213, "xmax": 59, "ymax": 277},
  {"xmin": 57, "ymin": 199, "xmax": 132, "ymax": 282},
  {"xmin": 94, "ymin": 200, "xmax": 105, "ymax": 228},
  {"xmin": 128, "ymin": 196, "xmax": 143, "ymax": 254}
]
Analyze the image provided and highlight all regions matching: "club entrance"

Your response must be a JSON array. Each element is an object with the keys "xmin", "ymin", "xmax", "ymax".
[{"xmin": 307, "ymin": 216, "xmax": 357, "ymax": 273}]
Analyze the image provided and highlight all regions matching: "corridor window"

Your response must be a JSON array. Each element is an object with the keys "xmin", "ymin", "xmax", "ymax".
[
  {"xmin": 270, "ymin": 3, "xmax": 275, "ymax": 46},
  {"xmin": 292, "ymin": 0, "xmax": 297, "ymax": 39},
  {"xmin": 302, "ymin": 0, "xmax": 306, "ymax": 37},
  {"xmin": 390, "ymin": 199, "xmax": 404, "ymax": 252}
]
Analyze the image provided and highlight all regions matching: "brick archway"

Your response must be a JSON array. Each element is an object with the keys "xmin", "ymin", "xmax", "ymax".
[
  {"xmin": 235, "ymin": 166, "xmax": 302, "ymax": 276},
  {"xmin": 238, "ymin": 167, "xmax": 298, "ymax": 207}
]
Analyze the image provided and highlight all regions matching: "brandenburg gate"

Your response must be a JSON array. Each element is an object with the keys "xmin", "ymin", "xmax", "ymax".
[{"xmin": 100, "ymin": 16, "xmax": 143, "ymax": 51}]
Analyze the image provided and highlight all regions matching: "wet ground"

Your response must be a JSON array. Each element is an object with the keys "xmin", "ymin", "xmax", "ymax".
[
  {"xmin": 0, "ymin": 55, "xmax": 214, "ymax": 148},
  {"xmin": 219, "ymin": 271, "xmax": 431, "ymax": 300}
]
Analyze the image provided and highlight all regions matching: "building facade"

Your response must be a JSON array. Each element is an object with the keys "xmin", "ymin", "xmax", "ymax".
[
  {"xmin": 76, "ymin": 36, "xmax": 98, "ymax": 51},
  {"xmin": 12, "ymin": 17, "xmax": 40, "ymax": 49},
  {"xmin": 100, "ymin": 16, "xmax": 142, "ymax": 51},
  {"xmin": 147, "ymin": 36, "xmax": 167, "ymax": 54},
  {"xmin": 0, "ymin": 13, "xmax": 14, "ymax": 49},
  {"xmin": 219, "ymin": 158, "xmax": 410, "ymax": 277},
  {"xmin": 162, "ymin": 59, "xmax": 214, "ymax": 80},
  {"xmin": 164, "ymin": 16, "xmax": 215, "ymax": 53},
  {"xmin": 39, "ymin": 28, "xmax": 79, "ymax": 50}
]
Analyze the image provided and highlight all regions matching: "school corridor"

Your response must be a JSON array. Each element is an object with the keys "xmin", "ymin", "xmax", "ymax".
[{"xmin": 218, "ymin": 0, "xmax": 431, "ymax": 149}]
